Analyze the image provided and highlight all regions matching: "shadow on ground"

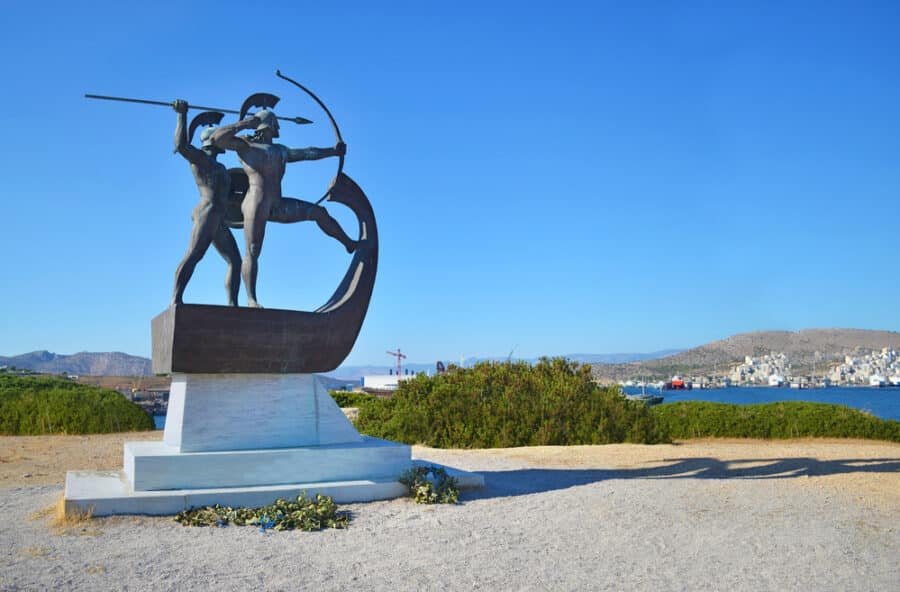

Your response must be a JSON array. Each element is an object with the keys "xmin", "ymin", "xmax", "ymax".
[{"xmin": 462, "ymin": 457, "xmax": 900, "ymax": 500}]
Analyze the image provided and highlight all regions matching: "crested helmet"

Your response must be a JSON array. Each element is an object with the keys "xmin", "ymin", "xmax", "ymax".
[
  {"xmin": 255, "ymin": 109, "xmax": 280, "ymax": 135},
  {"xmin": 199, "ymin": 126, "xmax": 218, "ymax": 148}
]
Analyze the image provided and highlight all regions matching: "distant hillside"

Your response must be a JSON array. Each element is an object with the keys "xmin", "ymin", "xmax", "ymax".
[
  {"xmin": 0, "ymin": 351, "xmax": 151, "ymax": 376},
  {"xmin": 328, "ymin": 350, "xmax": 682, "ymax": 382},
  {"xmin": 563, "ymin": 350, "xmax": 684, "ymax": 364},
  {"xmin": 592, "ymin": 329, "xmax": 900, "ymax": 382}
]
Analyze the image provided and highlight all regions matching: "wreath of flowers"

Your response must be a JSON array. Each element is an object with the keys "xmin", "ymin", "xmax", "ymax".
[{"xmin": 399, "ymin": 465, "xmax": 460, "ymax": 504}]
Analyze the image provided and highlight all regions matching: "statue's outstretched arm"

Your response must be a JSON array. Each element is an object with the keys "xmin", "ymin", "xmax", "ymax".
[
  {"xmin": 210, "ymin": 116, "xmax": 259, "ymax": 155},
  {"xmin": 286, "ymin": 141, "xmax": 346, "ymax": 163},
  {"xmin": 173, "ymin": 101, "xmax": 205, "ymax": 165}
]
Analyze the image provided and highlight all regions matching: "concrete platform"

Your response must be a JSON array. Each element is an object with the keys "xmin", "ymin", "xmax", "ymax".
[
  {"xmin": 125, "ymin": 436, "xmax": 411, "ymax": 491},
  {"xmin": 65, "ymin": 463, "xmax": 483, "ymax": 517}
]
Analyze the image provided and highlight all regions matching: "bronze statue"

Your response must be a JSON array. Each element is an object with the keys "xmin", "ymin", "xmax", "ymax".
[
  {"xmin": 86, "ymin": 71, "xmax": 381, "ymax": 373},
  {"xmin": 211, "ymin": 94, "xmax": 357, "ymax": 308},
  {"xmin": 171, "ymin": 100, "xmax": 242, "ymax": 306}
]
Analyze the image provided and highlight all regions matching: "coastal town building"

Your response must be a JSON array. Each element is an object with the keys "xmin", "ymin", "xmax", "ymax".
[
  {"xmin": 726, "ymin": 347, "xmax": 900, "ymax": 386},
  {"xmin": 729, "ymin": 353, "xmax": 788, "ymax": 386},
  {"xmin": 828, "ymin": 347, "xmax": 900, "ymax": 386}
]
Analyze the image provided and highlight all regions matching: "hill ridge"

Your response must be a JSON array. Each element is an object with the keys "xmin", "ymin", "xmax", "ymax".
[
  {"xmin": 591, "ymin": 328, "xmax": 900, "ymax": 381},
  {"xmin": 0, "ymin": 351, "xmax": 152, "ymax": 376}
]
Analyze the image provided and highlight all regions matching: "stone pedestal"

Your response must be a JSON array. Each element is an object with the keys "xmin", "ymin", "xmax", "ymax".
[
  {"xmin": 163, "ymin": 374, "xmax": 362, "ymax": 452},
  {"xmin": 64, "ymin": 303, "xmax": 482, "ymax": 516},
  {"xmin": 64, "ymin": 374, "xmax": 419, "ymax": 516}
]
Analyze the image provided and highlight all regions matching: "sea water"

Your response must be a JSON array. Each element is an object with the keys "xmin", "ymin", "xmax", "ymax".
[
  {"xmin": 153, "ymin": 386, "xmax": 898, "ymax": 429},
  {"xmin": 622, "ymin": 386, "xmax": 899, "ymax": 421}
]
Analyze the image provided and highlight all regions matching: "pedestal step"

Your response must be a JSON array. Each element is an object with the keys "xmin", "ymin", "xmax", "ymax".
[
  {"xmin": 65, "ymin": 463, "xmax": 484, "ymax": 517},
  {"xmin": 65, "ymin": 471, "xmax": 408, "ymax": 516},
  {"xmin": 125, "ymin": 437, "xmax": 411, "ymax": 491}
]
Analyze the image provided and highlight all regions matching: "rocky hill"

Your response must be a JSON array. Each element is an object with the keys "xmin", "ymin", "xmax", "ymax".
[
  {"xmin": 0, "ymin": 351, "xmax": 151, "ymax": 376},
  {"xmin": 592, "ymin": 329, "xmax": 900, "ymax": 382}
]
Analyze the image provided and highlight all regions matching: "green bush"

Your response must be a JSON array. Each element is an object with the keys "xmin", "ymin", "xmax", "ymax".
[
  {"xmin": 653, "ymin": 401, "xmax": 900, "ymax": 442},
  {"xmin": 329, "ymin": 390, "xmax": 377, "ymax": 408},
  {"xmin": 0, "ymin": 375, "xmax": 155, "ymax": 435},
  {"xmin": 355, "ymin": 358, "xmax": 668, "ymax": 447}
]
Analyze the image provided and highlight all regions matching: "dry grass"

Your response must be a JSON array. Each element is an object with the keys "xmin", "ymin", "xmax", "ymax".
[
  {"xmin": 53, "ymin": 495, "xmax": 93, "ymax": 525},
  {"xmin": 27, "ymin": 495, "xmax": 102, "ymax": 536},
  {"xmin": 27, "ymin": 503, "xmax": 55, "ymax": 521},
  {"xmin": 0, "ymin": 431, "xmax": 160, "ymax": 487}
]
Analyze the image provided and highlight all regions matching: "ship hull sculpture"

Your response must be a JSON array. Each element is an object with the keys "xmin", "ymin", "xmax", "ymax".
[
  {"xmin": 63, "ymin": 72, "xmax": 481, "ymax": 517},
  {"xmin": 152, "ymin": 171, "xmax": 378, "ymax": 374}
]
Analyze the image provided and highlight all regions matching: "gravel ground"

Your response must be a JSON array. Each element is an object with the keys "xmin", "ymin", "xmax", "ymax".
[{"xmin": 0, "ymin": 437, "xmax": 897, "ymax": 591}]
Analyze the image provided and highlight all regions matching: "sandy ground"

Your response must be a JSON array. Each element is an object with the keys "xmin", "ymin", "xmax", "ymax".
[{"xmin": 0, "ymin": 433, "xmax": 897, "ymax": 591}]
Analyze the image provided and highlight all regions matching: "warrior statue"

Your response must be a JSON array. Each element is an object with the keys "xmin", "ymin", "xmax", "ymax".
[
  {"xmin": 171, "ymin": 100, "xmax": 242, "ymax": 306},
  {"xmin": 211, "ymin": 95, "xmax": 358, "ymax": 308}
]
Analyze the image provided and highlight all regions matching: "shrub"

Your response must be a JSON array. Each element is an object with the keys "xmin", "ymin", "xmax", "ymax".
[
  {"xmin": 0, "ymin": 375, "xmax": 155, "ymax": 435},
  {"xmin": 653, "ymin": 401, "xmax": 900, "ymax": 442},
  {"xmin": 355, "ymin": 358, "xmax": 668, "ymax": 447},
  {"xmin": 329, "ymin": 390, "xmax": 377, "ymax": 408}
]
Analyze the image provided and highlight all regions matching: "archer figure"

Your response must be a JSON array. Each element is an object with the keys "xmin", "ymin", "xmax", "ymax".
[
  {"xmin": 171, "ymin": 100, "xmax": 242, "ymax": 306},
  {"xmin": 211, "ymin": 97, "xmax": 357, "ymax": 308}
]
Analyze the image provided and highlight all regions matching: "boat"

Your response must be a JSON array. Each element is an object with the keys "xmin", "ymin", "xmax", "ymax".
[
  {"xmin": 624, "ymin": 382, "xmax": 664, "ymax": 406},
  {"xmin": 663, "ymin": 375, "xmax": 690, "ymax": 390},
  {"xmin": 890, "ymin": 376, "xmax": 900, "ymax": 387},
  {"xmin": 152, "ymin": 172, "xmax": 378, "ymax": 374},
  {"xmin": 869, "ymin": 375, "xmax": 887, "ymax": 387},
  {"xmin": 625, "ymin": 392, "xmax": 664, "ymax": 406},
  {"xmin": 768, "ymin": 374, "xmax": 785, "ymax": 387}
]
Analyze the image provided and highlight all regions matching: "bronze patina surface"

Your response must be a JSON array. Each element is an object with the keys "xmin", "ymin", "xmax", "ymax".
[
  {"xmin": 152, "ymin": 172, "xmax": 377, "ymax": 374},
  {"xmin": 89, "ymin": 73, "xmax": 376, "ymax": 375}
]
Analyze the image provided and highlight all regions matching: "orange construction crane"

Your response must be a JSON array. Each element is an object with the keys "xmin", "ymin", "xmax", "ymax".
[{"xmin": 387, "ymin": 348, "xmax": 407, "ymax": 376}]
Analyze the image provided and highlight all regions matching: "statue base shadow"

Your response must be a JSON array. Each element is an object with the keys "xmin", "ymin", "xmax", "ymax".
[{"xmin": 64, "ymin": 308, "xmax": 482, "ymax": 516}]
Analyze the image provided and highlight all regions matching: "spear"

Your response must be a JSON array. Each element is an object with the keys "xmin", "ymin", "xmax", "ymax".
[{"xmin": 84, "ymin": 93, "xmax": 313, "ymax": 125}]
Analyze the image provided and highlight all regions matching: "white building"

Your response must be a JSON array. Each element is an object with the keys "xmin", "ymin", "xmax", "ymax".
[{"xmin": 361, "ymin": 374, "xmax": 415, "ymax": 392}]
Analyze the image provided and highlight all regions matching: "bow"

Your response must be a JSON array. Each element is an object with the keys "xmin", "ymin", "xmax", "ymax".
[{"xmin": 276, "ymin": 69, "xmax": 344, "ymax": 205}]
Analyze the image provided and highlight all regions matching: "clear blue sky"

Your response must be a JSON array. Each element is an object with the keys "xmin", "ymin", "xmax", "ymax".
[{"xmin": 1, "ymin": 1, "xmax": 899, "ymax": 366}]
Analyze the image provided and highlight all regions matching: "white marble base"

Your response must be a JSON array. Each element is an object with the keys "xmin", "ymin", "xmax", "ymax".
[
  {"xmin": 65, "ymin": 463, "xmax": 484, "ymax": 517},
  {"xmin": 125, "ymin": 436, "xmax": 411, "ymax": 491},
  {"xmin": 65, "ymin": 471, "xmax": 408, "ymax": 516},
  {"xmin": 164, "ymin": 373, "xmax": 361, "ymax": 452},
  {"xmin": 64, "ymin": 371, "xmax": 484, "ymax": 516}
]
